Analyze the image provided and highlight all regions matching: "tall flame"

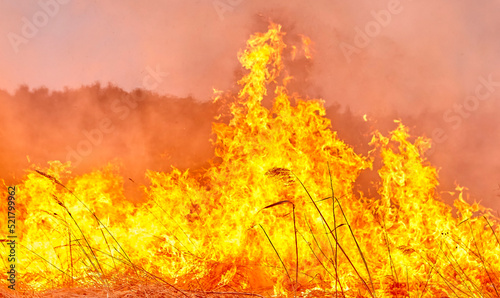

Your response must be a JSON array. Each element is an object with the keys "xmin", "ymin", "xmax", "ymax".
[{"xmin": 1, "ymin": 23, "xmax": 499, "ymax": 297}]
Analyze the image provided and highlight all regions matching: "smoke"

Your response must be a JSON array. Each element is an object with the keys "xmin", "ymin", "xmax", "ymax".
[
  {"xmin": 1, "ymin": 0, "xmax": 500, "ymax": 209},
  {"xmin": 0, "ymin": 85, "xmax": 219, "ymax": 202}
]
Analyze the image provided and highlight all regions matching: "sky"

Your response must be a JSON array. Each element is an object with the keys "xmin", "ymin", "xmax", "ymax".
[{"xmin": 1, "ymin": 0, "xmax": 500, "ymax": 209}]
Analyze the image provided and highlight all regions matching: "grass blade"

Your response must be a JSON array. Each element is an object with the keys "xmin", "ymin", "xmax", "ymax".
[{"xmin": 293, "ymin": 172, "xmax": 375, "ymax": 298}]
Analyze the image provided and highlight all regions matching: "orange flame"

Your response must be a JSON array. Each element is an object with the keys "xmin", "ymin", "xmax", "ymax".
[{"xmin": 1, "ymin": 23, "xmax": 499, "ymax": 297}]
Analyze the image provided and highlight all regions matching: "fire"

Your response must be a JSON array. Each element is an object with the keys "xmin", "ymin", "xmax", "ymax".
[{"xmin": 2, "ymin": 23, "xmax": 500, "ymax": 297}]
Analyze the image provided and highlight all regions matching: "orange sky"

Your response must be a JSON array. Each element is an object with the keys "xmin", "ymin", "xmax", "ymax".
[{"xmin": 1, "ymin": 1, "xmax": 498, "ymax": 111}]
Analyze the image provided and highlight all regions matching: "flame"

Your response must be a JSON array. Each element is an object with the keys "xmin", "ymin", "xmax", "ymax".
[
  {"xmin": 300, "ymin": 34, "xmax": 313, "ymax": 59},
  {"xmin": 2, "ymin": 23, "xmax": 500, "ymax": 297}
]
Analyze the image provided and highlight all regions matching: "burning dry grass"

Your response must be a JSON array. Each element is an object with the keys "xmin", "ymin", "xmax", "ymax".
[
  {"xmin": 3, "ymin": 162, "xmax": 499, "ymax": 297},
  {"xmin": 1, "ymin": 281, "xmax": 268, "ymax": 298}
]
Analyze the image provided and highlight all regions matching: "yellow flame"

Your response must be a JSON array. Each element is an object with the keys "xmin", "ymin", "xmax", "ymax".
[{"xmin": 300, "ymin": 34, "xmax": 313, "ymax": 59}]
